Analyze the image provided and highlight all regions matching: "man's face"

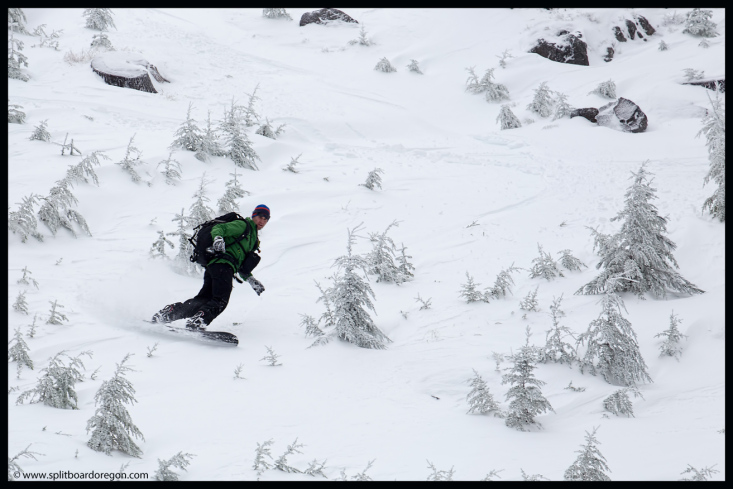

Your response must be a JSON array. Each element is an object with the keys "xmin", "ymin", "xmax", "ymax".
[{"xmin": 253, "ymin": 214, "xmax": 269, "ymax": 231}]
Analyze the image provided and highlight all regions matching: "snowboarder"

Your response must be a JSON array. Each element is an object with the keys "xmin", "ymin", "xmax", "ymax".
[{"xmin": 151, "ymin": 204, "xmax": 270, "ymax": 330}]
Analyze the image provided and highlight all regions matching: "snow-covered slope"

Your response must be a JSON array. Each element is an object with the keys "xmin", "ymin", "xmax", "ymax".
[{"xmin": 8, "ymin": 8, "xmax": 724, "ymax": 481}]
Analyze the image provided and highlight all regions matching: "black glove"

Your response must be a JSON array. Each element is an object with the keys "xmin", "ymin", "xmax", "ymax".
[
  {"xmin": 247, "ymin": 276, "xmax": 265, "ymax": 295},
  {"xmin": 212, "ymin": 236, "xmax": 225, "ymax": 253}
]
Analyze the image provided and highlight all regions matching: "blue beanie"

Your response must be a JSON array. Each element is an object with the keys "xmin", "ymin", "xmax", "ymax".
[{"xmin": 252, "ymin": 204, "xmax": 270, "ymax": 218}]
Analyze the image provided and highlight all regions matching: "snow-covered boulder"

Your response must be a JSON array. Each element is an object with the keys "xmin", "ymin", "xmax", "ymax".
[
  {"xmin": 570, "ymin": 107, "xmax": 599, "ymax": 123},
  {"xmin": 596, "ymin": 98, "xmax": 648, "ymax": 133},
  {"xmin": 529, "ymin": 30, "xmax": 588, "ymax": 66},
  {"xmin": 613, "ymin": 15, "xmax": 656, "ymax": 42},
  {"xmin": 299, "ymin": 8, "xmax": 358, "ymax": 27},
  {"xmin": 90, "ymin": 51, "xmax": 168, "ymax": 94}
]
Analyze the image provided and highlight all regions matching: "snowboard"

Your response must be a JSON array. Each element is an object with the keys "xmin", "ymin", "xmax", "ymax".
[{"xmin": 143, "ymin": 320, "xmax": 238, "ymax": 345}]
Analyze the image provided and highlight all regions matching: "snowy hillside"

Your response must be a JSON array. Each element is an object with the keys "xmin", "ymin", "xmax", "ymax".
[{"xmin": 8, "ymin": 8, "xmax": 724, "ymax": 481}]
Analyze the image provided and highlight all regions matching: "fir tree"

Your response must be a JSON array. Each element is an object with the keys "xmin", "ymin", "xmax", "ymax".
[
  {"xmin": 552, "ymin": 92, "xmax": 573, "ymax": 120},
  {"xmin": 603, "ymin": 387, "xmax": 640, "ymax": 417},
  {"xmin": 519, "ymin": 286, "xmax": 540, "ymax": 312},
  {"xmin": 366, "ymin": 221, "xmax": 412, "ymax": 284},
  {"xmin": 170, "ymin": 102, "xmax": 203, "ymax": 152},
  {"xmin": 698, "ymin": 86, "xmax": 725, "ymax": 222},
  {"xmin": 589, "ymin": 79, "xmax": 617, "ymax": 99},
  {"xmin": 576, "ymin": 162, "xmax": 704, "ymax": 298},
  {"xmin": 187, "ymin": 173, "xmax": 215, "ymax": 227},
  {"xmin": 466, "ymin": 369, "xmax": 503, "ymax": 417},
  {"xmin": 8, "ymin": 101, "xmax": 26, "ymax": 122},
  {"xmin": 217, "ymin": 167, "xmax": 249, "ymax": 214},
  {"xmin": 261, "ymin": 346, "xmax": 282, "ymax": 366},
  {"xmin": 282, "ymin": 153, "xmax": 301, "ymax": 173},
  {"xmin": 158, "ymin": 151, "xmax": 182, "ymax": 186},
  {"xmin": 407, "ymin": 59, "xmax": 422, "ymax": 74},
  {"xmin": 252, "ymin": 439, "xmax": 275, "ymax": 479},
  {"xmin": 528, "ymin": 243, "xmax": 564, "ymax": 281},
  {"xmin": 655, "ymin": 310, "xmax": 687, "ymax": 359},
  {"xmin": 698, "ymin": 38, "xmax": 710, "ymax": 48},
  {"xmin": 83, "ymin": 8, "xmax": 116, "ymax": 31},
  {"xmin": 563, "ymin": 427, "xmax": 612, "ymax": 481},
  {"xmin": 9, "ymin": 193, "xmax": 44, "ymax": 242},
  {"xmin": 8, "ymin": 8, "xmax": 30, "ymax": 34},
  {"xmin": 682, "ymin": 68, "xmax": 705, "ymax": 82},
  {"xmin": 361, "ymin": 167, "xmax": 384, "ymax": 190},
  {"xmin": 8, "ymin": 327, "xmax": 34, "ymax": 379},
  {"xmin": 116, "ymin": 134, "xmax": 143, "ymax": 183},
  {"xmin": 242, "ymin": 84, "xmax": 261, "ymax": 128},
  {"xmin": 169, "ymin": 208, "xmax": 199, "ymax": 276},
  {"xmin": 558, "ymin": 249, "xmax": 587, "ymax": 272},
  {"xmin": 502, "ymin": 328, "xmax": 554, "ymax": 430},
  {"xmin": 220, "ymin": 99, "xmax": 260, "ymax": 170},
  {"xmin": 496, "ymin": 49, "xmax": 513, "ymax": 68},
  {"xmin": 29, "ymin": 119, "xmax": 51, "ymax": 142},
  {"xmin": 496, "ymin": 104, "xmax": 521, "ymax": 130},
  {"xmin": 8, "ymin": 33, "xmax": 29, "ymax": 81},
  {"xmin": 349, "ymin": 23, "xmax": 373, "ymax": 46},
  {"xmin": 658, "ymin": 40, "xmax": 669, "ymax": 51},
  {"xmin": 679, "ymin": 464, "xmax": 719, "ymax": 481},
  {"xmin": 274, "ymin": 438, "xmax": 304, "ymax": 473},
  {"xmin": 527, "ymin": 81, "xmax": 554, "ymax": 118},
  {"xmin": 374, "ymin": 57, "xmax": 396, "ymax": 72},
  {"xmin": 8, "ymin": 444, "xmax": 44, "ymax": 481},
  {"xmin": 37, "ymin": 180, "xmax": 80, "ymax": 237},
  {"xmin": 255, "ymin": 117, "xmax": 286, "ymax": 139},
  {"xmin": 66, "ymin": 151, "xmax": 108, "ymax": 187},
  {"xmin": 465, "ymin": 66, "xmax": 510, "ymax": 102},
  {"xmin": 86, "ymin": 353, "xmax": 145, "ymax": 457},
  {"xmin": 196, "ymin": 110, "xmax": 225, "ymax": 162},
  {"xmin": 262, "ymin": 8, "xmax": 292, "ymax": 20},
  {"xmin": 154, "ymin": 452, "xmax": 195, "ymax": 481},
  {"xmin": 395, "ymin": 243, "xmax": 415, "ymax": 283},
  {"xmin": 150, "ymin": 230, "xmax": 174, "ymax": 259},
  {"xmin": 300, "ymin": 314, "xmax": 324, "ymax": 338},
  {"xmin": 459, "ymin": 271, "xmax": 488, "ymax": 303},
  {"xmin": 576, "ymin": 293, "xmax": 652, "ymax": 387},
  {"xmin": 488, "ymin": 264, "xmax": 522, "ymax": 299},
  {"xmin": 426, "ymin": 461, "xmax": 455, "ymax": 481},
  {"xmin": 17, "ymin": 266, "xmax": 40, "ymax": 289},
  {"xmin": 32, "ymin": 24, "xmax": 63, "ymax": 50},
  {"xmin": 520, "ymin": 468, "xmax": 550, "ymax": 481},
  {"xmin": 90, "ymin": 32, "xmax": 113, "ymax": 50},
  {"xmin": 16, "ymin": 350, "xmax": 91, "ymax": 409},
  {"xmin": 318, "ymin": 225, "xmax": 391, "ymax": 350},
  {"xmin": 682, "ymin": 8, "xmax": 718, "ymax": 37},
  {"xmin": 539, "ymin": 295, "xmax": 577, "ymax": 366},
  {"xmin": 46, "ymin": 300, "xmax": 69, "ymax": 325},
  {"xmin": 27, "ymin": 313, "xmax": 39, "ymax": 338},
  {"xmin": 304, "ymin": 459, "xmax": 328, "ymax": 478},
  {"xmin": 12, "ymin": 290, "xmax": 29, "ymax": 314}
]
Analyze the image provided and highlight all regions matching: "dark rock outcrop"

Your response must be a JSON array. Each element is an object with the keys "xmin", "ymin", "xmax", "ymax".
[
  {"xmin": 570, "ymin": 108, "xmax": 599, "ymax": 123},
  {"xmin": 636, "ymin": 15, "xmax": 656, "ymax": 36},
  {"xmin": 604, "ymin": 46, "xmax": 614, "ymax": 62},
  {"xmin": 625, "ymin": 19, "xmax": 638, "ymax": 40},
  {"xmin": 613, "ymin": 15, "xmax": 655, "ymax": 44},
  {"xmin": 613, "ymin": 26, "xmax": 627, "ymax": 42},
  {"xmin": 90, "ymin": 52, "xmax": 167, "ymax": 94},
  {"xmin": 299, "ymin": 8, "xmax": 358, "ymax": 27},
  {"xmin": 529, "ymin": 30, "xmax": 588, "ymax": 66},
  {"xmin": 596, "ymin": 98, "xmax": 648, "ymax": 133},
  {"xmin": 685, "ymin": 79, "xmax": 725, "ymax": 93}
]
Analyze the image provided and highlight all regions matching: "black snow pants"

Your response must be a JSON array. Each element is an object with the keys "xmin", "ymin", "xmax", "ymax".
[{"xmin": 167, "ymin": 263, "xmax": 234, "ymax": 326}]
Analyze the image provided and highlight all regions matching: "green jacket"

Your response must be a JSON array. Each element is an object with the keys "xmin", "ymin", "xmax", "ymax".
[{"xmin": 208, "ymin": 218, "xmax": 259, "ymax": 279}]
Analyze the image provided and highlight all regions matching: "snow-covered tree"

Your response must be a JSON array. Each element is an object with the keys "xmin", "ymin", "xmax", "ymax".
[
  {"xmin": 170, "ymin": 102, "xmax": 203, "ymax": 153},
  {"xmin": 502, "ymin": 328, "xmax": 554, "ymax": 430},
  {"xmin": 12, "ymin": 290, "xmax": 29, "ymax": 314},
  {"xmin": 552, "ymin": 92, "xmax": 573, "ymax": 120},
  {"xmin": 658, "ymin": 40, "xmax": 669, "ymax": 51},
  {"xmin": 262, "ymin": 8, "xmax": 292, "ymax": 20},
  {"xmin": 255, "ymin": 117, "xmax": 286, "ymax": 139},
  {"xmin": 459, "ymin": 271, "xmax": 488, "ymax": 303},
  {"xmin": 116, "ymin": 134, "xmax": 143, "ymax": 183},
  {"xmin": 150, "ymin": 230, "xmax": 174, "ymax": 259},
  {"xmin": 374, "ymin": 57, "xmax": 396, "ymax": 73},
  {"xmin": 8, "ymin": 101, "xmax": 26, "ymax": 122},
  {"xmin": 466, "ymin": 66, "xmax": 510, "ymax": 102},
  {"xmin": 589, "ymin": 79, "xmax": 617, "ymax": 99},
  {"xmin": 282, "ymin": 153, "xmax": 301, "ymax": 173},
  {"xmin": 304, "ymin": 459, "xmax": 328, "ymax": 478},
  {"xmin": 529, "ymin": 243, "xmax": 564, "ymax": 281},
  {"xmin": 86, "ymin": 353, "xmax": 145, "ymax": 457},
  {"xmin": 253, "ymin": 439, "xmax": 274, "ymax": 479},
  {"xmin": 8, "ymin": 444, "xmax": 43, "ymax": 481},
  {"xmin": 16, "ymin": 350, "xmax": 91, "ymax": 409},
  {"xmin": 496, "ymin": 49, "xmax": 513, "ymax": 68},
  {"xmin": 261, "ymin": 346, "xmax": 282, "ymax": 366},
  {"xmin": 29, "ymin": 119, "xmax": 51, "ymax": 141},
  {"xmin": 8, "ymin": 33, "xmax": 29, "ymax": 81},
  {"xmin": 349, "ymin": 24, "xmax": 373, "ymax": 46},
  {"xmin": 46, "ymin": 299, "xmax": 69, "ymax": 325},
  {"xmin": 274, "ymin": 438, "xmax": 303, "ymax": 473},
  {"xmin": 682, "ymin": 8, "xmax": 718, "ymax": 37},
  {"xmin": 17, "ymin": 266, "xmax": 40, "ymax": 289},
  {"xmin": 154, "ymin": 452, "xmax": 195, "ymax": 481},
  {"xmin": 90, "ymin": 31, "xmax": 113, "ymax": 50},
  {"xmin": 698, "ymin": 86, "xmax": 725, "ymax": 222},
  {"xmin": 655, "ymin": 310, "xmax": 687, "ymax": 359},
  {"xmin": 158, "ymin": 151, "xmax": 182, "ymax": 186},
  {"xmin": 299, "ymin": 313, "xmax": 324, "ymax": 338},
  {"xmin": 496, "ymin": 104, "xmax": 521, "ymax": 130},
  {"xmin": 83, "ymin": 8, "xmax": 116, "ymax": 31},
  {"xmin": 395, "ymin": 243, "xmax": 415, "ymax": 283},
  {"xmin": 527, "ymin": 81, "xmax": 554, "ymax": 118},
  {"xmin": 679, "ymin": 464, "xmax": 719, "ymax": 481},
  {"xmin": 576, "ymin": 293, "xmax": 652, "ymax": 387},
  {"xmin": 31, "ymin": 24, "xmax": 62, "ymax": 50},
  {"xmin": 466, "ymin": 369, "xmax": 503, "ymax": 417},
  {"xmin": 487, "ymin": 264, "xmax": 521, "ymax": 299},
  {"xmin": 519, "ymin": 286, "xmax": 540, "ymax": 312},
  {"xmin": 169, "ymin": 208, "xmax": 199, "ymax": 276},
  {"xmin": 56, "ymin": 132, "xmax": 82, "ymax": 156},
  {"xmin": 558, "ymin": 249, "xmax": 587, "ymax": 272},
  {"xmin": 407, "ymin": 59, "xmax": 422, "ymax": 74},
  {"xmin": 220, "ymin": 99, "xmax": 260, "ymax": 170},
  {"xmin": 8, "ymin": 8, "xmax": 29, "ymax": 34},
  {"xmin": 187, "ymin": 173, "xmax": 215, "ymax": 227},
  {"xmin": 539, "ymin": 295, "xmax": 577, "ymax": 366},
  {"xmin": 576, "ymin": 162, "xmax": 704, "ymax": 298},
  {"xmin": 426, "ymin": 461, "xmax": 455, "ymax": 481},
  {"xmin": 366, "ymin": 221, "xmax": 412, "ymax": 284},
  {"xmin": 698, "ymin": 37, "xmax": 710, "ymax": 48},
  {"xmin": 66, "ymin": 151, "xmax": 107, "ymax": 187},
  {"xmin": 8, "ymin": 327, "xmax": 33, "ymax": 378},
  {"xmin": 196, "ymin": 110, "xmax": 225, "ymax": 162},
  {"xmin": 37, "ymin": 178, "xmax": 88, "ymax": 237},
  {"xmin": 242, "ymin": 84, "xmax": 261, "ymax": 128},
  {"xmin": 361, "ymin": 167, "xmax": 384, "ymax": 190},
  {"xmin": 317, "ymin": 225, "xmax": 391, "ymax": 350},
  {"xmin": 8, "ymin": 193, "xmax": 44, "ymax": 243},
  {"xmin": 217, "ymin": 167, "xmax": 249, "ymax": 214},
  {"xmin": 603, "ymin": 387, "xmax": 640, "ymax": 417},
  {"xmin": 563, "ymin": 427, "xmax": 612, "ymax": 481}
]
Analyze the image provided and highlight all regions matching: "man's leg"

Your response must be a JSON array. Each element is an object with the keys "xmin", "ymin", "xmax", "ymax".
[
  {"xmin": 153, "ymin": 269, "xmax": 214, "ymax": 322},
  {"xmin": 188, "ymin": 264, "xmax": 234, "ymax": 327}
]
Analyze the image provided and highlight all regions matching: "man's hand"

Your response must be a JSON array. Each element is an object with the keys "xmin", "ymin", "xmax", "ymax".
[
  {"xmin": 212, "ymin": 236, "xmax": 225, "ymax": 253},
  {"xmin": 247, "ymin": 276, "xmax": 265, "ymax": 295}
]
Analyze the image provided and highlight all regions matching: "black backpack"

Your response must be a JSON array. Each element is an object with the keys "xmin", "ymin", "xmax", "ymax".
[{"xmin": 189, "ymin": 212, "xmax": 250, "ymax": 268}]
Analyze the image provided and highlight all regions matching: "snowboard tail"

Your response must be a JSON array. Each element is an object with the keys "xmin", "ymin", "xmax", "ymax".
[{"xmin": 144, "ymin": 320, "xmax": 238, "ymax": 345}]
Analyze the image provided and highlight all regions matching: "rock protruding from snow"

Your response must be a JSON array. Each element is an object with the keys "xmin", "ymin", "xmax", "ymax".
[
  {"xmin": 684, "ymin": 78, "xmax": 725, "ymax": 93},
  {"xmin": 612, "ymin": 15, "xmax": 656, "ymax": 43},
  {"xmin": 596, "ymin": 98, "xmax": 648, "ymax": 133},
  {"xmin": 570, "ymin": 108, "xmax": 599, "ymax": 123},
  {"xmin": 90, "ymin": 51, "xmax": 168, "ymax": 94},
  {"xmin": 529, "ymin": 30, "xmax": 588, "ymax": 66},
  {"xmin": 299, "ymin": 8, "xmax": 358, "ymax": 27}
]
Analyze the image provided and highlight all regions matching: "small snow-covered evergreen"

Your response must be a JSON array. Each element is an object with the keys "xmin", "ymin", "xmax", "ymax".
[
  {"xmin": 589, "ymin": 79, "xmax": 617, "ymax": 99},
  {"xmin": 496, "ymin": 49, "xmax": 513, "ymax": 68},
  {"xmin": 90, "ymin": 32, "xmax": 113, "ymax": 50},
  {"xmin": 261, "ymin": 346, "xmax": 282, "ymax": 366},
  {"xmin": 552, "ymin": 92, "xmax": 573, "ymax": 120},
  {"xmin": 220, "ymin": 99, "xmax": 260, "ymax": 170},
  {"xmin": 274, "ymin": 438, "xmax": 304, "ymax": 473},
  {"xmin": 12, "ymin": 290, "xmax": 29, "ymax": 314},
  {"xmin": 86, "ymin": 353, "xmax": 145, "ymax": 457},
  {"xmin": 187, "ymin": 173, "xmax": 215, "ymax": 227},
  {"xmin": 459, "ymin": 271, "xmax": 488, "ymax": 303},
  {"xmin": 8, "ymin": 8, "xmax": 30, "ymax": 34},
  {"xmin": 603, "ymin": 387, "xmax": 640, "ymax": 417},
  {"xmin": 83, "ymin": 8, "xmax": 116, "ymax": 31},
  {"xmin": 655, "ymin": 310, "xmax": 687, "ymax": 359},
  {"xmin": 46, "ymin": 299, "xmax": 69, "ymax": 325},
  {"xmin": 361, "ymin": 167, "xmax": 384, "ymax": 190},
  {"xmin": 158, "ymin": 151, "xmax": 182, "ymax": 186},
  {"xmin": 577, "ymin": 293, "xmax": 652, "ymax": 387},
  {"xmin": 252, "ymin": 439, "xmax": 275, "ymax": 478},
  {"xmin": 255, "ymin": 117, "xmax": 286, "ymax": 139},
  {"xmin": 539, "ymin": 295, "xmax": 577, "ymax": 366},
  {"xmin": 679, "ymin": 464, "xmax": 719, "ymax": 481},
  {"xmin": 426, "ymin": 460, "xmax": 455, "ymax": 481},
  {"xmin": 17, "ymin": 266, "xmax": 40, "ymax": 289},
  {"xmin": 262, "ymin": 8, "xmax": 292, "ymax": 20},
  {"xmin": 528, "ymin": 243, "xmax": 563, "ymax": 281},
  {"xmin": 217, "ymin": 167, "xmax": 249, "ymax": 214},
  {"xmin": 349, "ymin": 24, "xmax": 373, "ymax": 46},
  {"xmin": 8, "ymin": 444, "xmax": 43, "ymax": 481},
  {"xmin": 29, "ymin": 120, "xmax": 51, "ymax": 142},
  {"xmin": 366, "ymin": 221, "xmax": 412, "ymax": 284},
  {"xmin": 698, "ymin": 86, "xmax": 725, "ymax": 222},
  {"xmin": 577, "ymin": 162, "xmax": 704, "ymax": 298},
  {"xmin": 243, "ymin": 84, "xmax": 261, "ymax": 128},
  {"xmin": 196, "ymin": 110, "xmax": 225, "ymax": 161},
  {"xmin": 31, "ymin": 24, "xmax": 63, "ymax": 50},
  {"xmin": 658, "ymin": 39, "xmax": 669, "ymax": 51},
  {"xmin": 466, "ymin": 66, "xmax": 510, "ymax": 102},
  {"xmin": 407, "ymin": 59, "xmax": 422, "ymax": 74},
  {"xmin": 558, "ymin": 249, "xmax": 587, "ymax": 272},
  {"xmin": 16, "ymin": 350, "xmax": 91, "ymax": 409},
  {"xmin": 8, "ymin": 34, "xmax": 29, "ymax": 81},
  {"xmin": 170, "ymin": 208, "xmax": 199, "ymax": 276},
  {"xmin": 116, "ymin": 134, "xmax": 143, "ymax": 183},
  {"xmin": 698, "ymin": 38, "xmax": 710, "ymax": 48},
  {"xmin": 374, "ymin": 57, "xmax": 396, "ymax": 72},
  {"xmin": 466, "ymin": 369, "xmax": 503, "ymax": 417},
  {"xmin": 526, "ymin": 81, "xmax": 554, "ymax": 118},
  {"xmin": 37, "ymin": 178, "xmax": 88, "ymax": 237},
  {"xmin": 487, "ymin": 264, "xmax": 521, "ymax": 299},
  {"xmin": 170, "ymin": 102, "xmax": 203, "ymax": 153},
  {"xmin": 682, "ymin": 8, "xmax": 718, "ymax": 37},
  {"xmin": 8, "ymin": 102, "xmax": 26, "ymax": 123},
  {"xmin": 496, "ymin": 104, "xmax": 521, "ymax": 130},
  {"xmin": 150, "ymin": 230, "xmax": 174, "ymax": 259},
  {"xmin": 682, "ymin": 68, "xmax": 704, "ymax": 82},
  {"xmin": 563, "ymin": 427, "xmax": 612, "ymax": 481},
  {"xmin": 8, "ymin": 193, "xmax": 44, "ymax": 243},
  {"xmin": 66, "ymin": 151, "xmax": 107, "ymax": 187},
  {"xmin": 283, "ymin": 153, "xmax": 301, "ymax": 173},
  {"xmin": 8, "ymin": 327, "xmax": 34, "ymax": 378},
  {"xmin": 519, "ymin": 286, "xmax": 540, "ymax": 312},
  {"xmin": 154, "ymin": 452, "xmax": 195, "ymax": 481}
]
